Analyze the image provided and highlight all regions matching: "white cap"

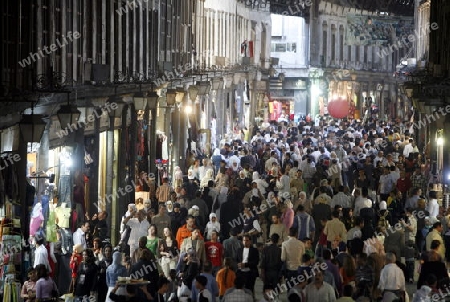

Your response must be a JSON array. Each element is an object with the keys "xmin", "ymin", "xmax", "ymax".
[{"xmin": 379, "ymin": 201, "xmax": 387, "ymax": 210}]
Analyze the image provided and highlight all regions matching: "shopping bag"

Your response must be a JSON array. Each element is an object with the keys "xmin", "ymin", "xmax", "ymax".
[{"xmin": 64, "ymin": 293, "xmax": 74, "ymax": 302}]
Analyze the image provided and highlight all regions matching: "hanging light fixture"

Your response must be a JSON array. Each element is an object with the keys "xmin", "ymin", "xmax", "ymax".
[
  {"xmin": 107, "ymin": 97, "xmax": 126, "ymax": 118},
  {"xmin": 196, "ymin": 81, "xmax": 211, "ymax": 95},
  {"xmin": 166, "ymin": 89, "xmax": 177, "ymax": 106},
  {"xmin": 175, "ymin": 87, "xmax": 185, "ymax": 105},
  {"xmin": 20, "ymin": 103, "xmax": 47, "ymax": 143},
  {"xmin": 188, "ymin": 85, "xmax": 199, "ymax": 101},
  {"xmin": 147, "ymin": 91, "xmax": 160, "ymax": 110},
  {"xmin": 133, "ymin": 92, "xmax": 148, "ymax": 111},
  {"xmin": 57, "ymin": 102, "xmax": 81, "ymax": 129},
  {"xmin": 211, "ymin": 77, "xmax": 224, "ymax": 90}
]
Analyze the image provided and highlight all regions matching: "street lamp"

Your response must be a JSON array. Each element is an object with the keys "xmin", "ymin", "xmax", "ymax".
[
  {"xmin": 405, "ymin": 88, "xmax": 414, "ymax": 99},
  {"xmin": 19, "ymin": 113, "xmax": 47, "ymax": 142},
  {"xmin": 188, "ymin": 85, "xmax": 199, "ymax": 102},
  {"xmin": 57, "ymin": 100, "xmax": 81, "ymax": 128},
  {"xmin": 185, "ymin": 100, "xmax": 193, "ymax": 115},
  {"xmin": 147, "ymin": 91, "xmax": 160, "ymax": 110},
  {"xmin": 175, "ymin": 87, "xmax": 185, "ymax": 106},
  {"xmin": 107, "ymin": 97, "xmax": 126, "ymax": 118},
  {"xmin": 166, "ymin": 89, "xmax": 177, "ymax": 106},
  {"xmin": 211, "ymin": 78, "xmax": 224, "ymax": 90},
  {"xmin": 196, "ymin": 81, "xmax": 211, "ymax": 95},
  {"xmin": 133, "ymin": 92, "xmax": 148, "ymax": 111}
]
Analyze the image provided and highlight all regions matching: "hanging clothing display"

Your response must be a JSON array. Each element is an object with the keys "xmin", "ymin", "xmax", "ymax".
[
  {"xmin": 2, "ymin": 280, "xmax": 20, "ymax": 302},
  {"xmin": 46, "ymin": 208, "xmax": 57, "ymax": 242},
  {"xmin": 29, "ymin": 203, "xmax": 44, "ymax": 237},
  {"xmin": 54, "ymin": 206, "xmax": 71, "ymax": 229},
  {"xmin": 58, "ymin": 176, "xmax": 71, "ymax": 207},
  {"xmin": 137, "ymin": 120, "xmax": 146, "ymax": 160}
]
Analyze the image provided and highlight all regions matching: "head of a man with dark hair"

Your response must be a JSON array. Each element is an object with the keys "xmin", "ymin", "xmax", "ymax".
[{"xmin": 289, "ymin": 227, "xmax": 298, "ymax": 237}]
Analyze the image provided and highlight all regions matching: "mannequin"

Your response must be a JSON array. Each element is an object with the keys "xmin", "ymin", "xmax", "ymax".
[
  {"xmin": 174, "ymin": 166, "xmax": 183, "ymax": 189},
  {"xmin": 58, "ymin": 147, "xmax": 73, "ymax": 208}
]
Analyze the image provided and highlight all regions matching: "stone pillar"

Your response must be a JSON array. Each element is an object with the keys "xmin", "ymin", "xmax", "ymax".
[
  {"xmin": 105, "ymin": 118, "xmax": 114, "ymax": 226},
  {"xmin": 171, "ymin": 106, "xmax": 181, "ymax": 176},
  {"xmin": 149, "ymin": 108, "xmax": 157, "ymax": 174},
  {"xmin": 18, "ymin": 132, "xmax": 29, "ymax": 240},
  {"xmin": 116, "ymin": 105, "xmax": 130, "ymax": 245},
  {"xmin": 37, "ymin": 130, "xmax": 49, "ymax": 203},
  {"xmin": 89, "ymin": 109, "xmax": 100, "ymax": 216}
]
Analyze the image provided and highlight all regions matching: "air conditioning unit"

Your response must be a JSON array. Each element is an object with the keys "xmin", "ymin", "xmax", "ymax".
[{"xmin": 90, "ymin": 64, "xmax": 110, "ymax": 83}]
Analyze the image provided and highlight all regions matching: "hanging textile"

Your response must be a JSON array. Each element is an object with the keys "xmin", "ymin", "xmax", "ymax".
[
  {"xmin": 2, "ymin": 280, "xmax": 20, "ymax": 302},
  {"xmin": 46, "ymin": 210, "xmax": 57, "ymax": 242}
]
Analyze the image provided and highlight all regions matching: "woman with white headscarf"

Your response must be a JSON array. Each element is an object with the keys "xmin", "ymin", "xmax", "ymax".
[
  {"xmin": 200, "ymin": 169, "xmax": 214, "ymax": 188},
  {"xmin": 252, "ymin": 171, "xmax": 269, "ymax": 196},
  {"xmin": 205, "ymin": 213, "xmax": 221, "ymax": 240},
  {"xmin": 211, "ymin": 148, "xmax": 224, "ymax": 176}
]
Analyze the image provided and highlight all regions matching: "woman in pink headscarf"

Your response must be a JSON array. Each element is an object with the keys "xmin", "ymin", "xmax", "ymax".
[{"xmin": 280, "ymin": 199, "xmax": 295, "ymax": 230}]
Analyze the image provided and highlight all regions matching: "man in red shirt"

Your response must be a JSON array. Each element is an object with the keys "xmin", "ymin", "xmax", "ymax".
[
  {"xmin": 205, "ymin": 230, "xmax": 223, "ymax": 275},
  {"xmin": 396, "ymin": 170, "xmax": 412, "ymax": 199}
]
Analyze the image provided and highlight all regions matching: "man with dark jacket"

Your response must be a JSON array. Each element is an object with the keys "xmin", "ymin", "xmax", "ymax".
[
  {"xmin": 236, "ymin": 235, "xmax": 260, "ymax": 294},
  {"xmin": 260, "ymin": 233, "xmax": 282, "ymax": 288},
  {"xmin": 186, "ymin": 191, "xmax": 209, "ymax": 227},
  {"xmin": 222, "ymin": 228, "xmax": 243, "ymax": 272}
]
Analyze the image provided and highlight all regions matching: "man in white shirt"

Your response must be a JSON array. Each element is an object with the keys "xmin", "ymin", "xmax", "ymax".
[
  {"xmin": 123, "ymin": 209, "xmax": 150, "ymax": 259},
  {"xmin": 73, "ymin": 221, "xmax": 90, "ymax": 250},
  {"xmin": 402, "ymin": 208, "xmax": 417, "ymax": 244},
  {"xmin": 330, "ymin": 186, "xmax": 352, "ymax": 209},
  {"xmin": 373, "ymin": 151, "xmax": 387, "ymax": 167},
  {"xmin": 33, "ymin": 236, "xmax": 51, "ymax": 273},
  {"xmin": 378, "ymin": 253, "xmax": 405, "ymax": 295},
  {"xmin": 305, "ymin": 270, "xmax": 336, "ymax": 302},
  {"xmin": 403, "ymin": 138, "xmax": 414, "ymax": 158},
  {"xmin": 281, "ymin": 227, "xmax": 305, "ymax": 290},
  {"xmin": 354, "ymin": 188, "xmax": 372, "ymax": 216},
  {"xmin": 427, "ymin": 191, "xmax": 439, "ymax": 218}
]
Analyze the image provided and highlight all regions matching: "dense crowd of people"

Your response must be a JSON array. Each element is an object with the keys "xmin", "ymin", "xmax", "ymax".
[{"xmin": 25, "ymin": 117, "xmax": 450, "ymax": 302}]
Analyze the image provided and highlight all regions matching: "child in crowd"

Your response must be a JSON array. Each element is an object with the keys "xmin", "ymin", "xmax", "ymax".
[{"xmin": 20, "ymin": 268, "xmax": 37, "ymax": 302}]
